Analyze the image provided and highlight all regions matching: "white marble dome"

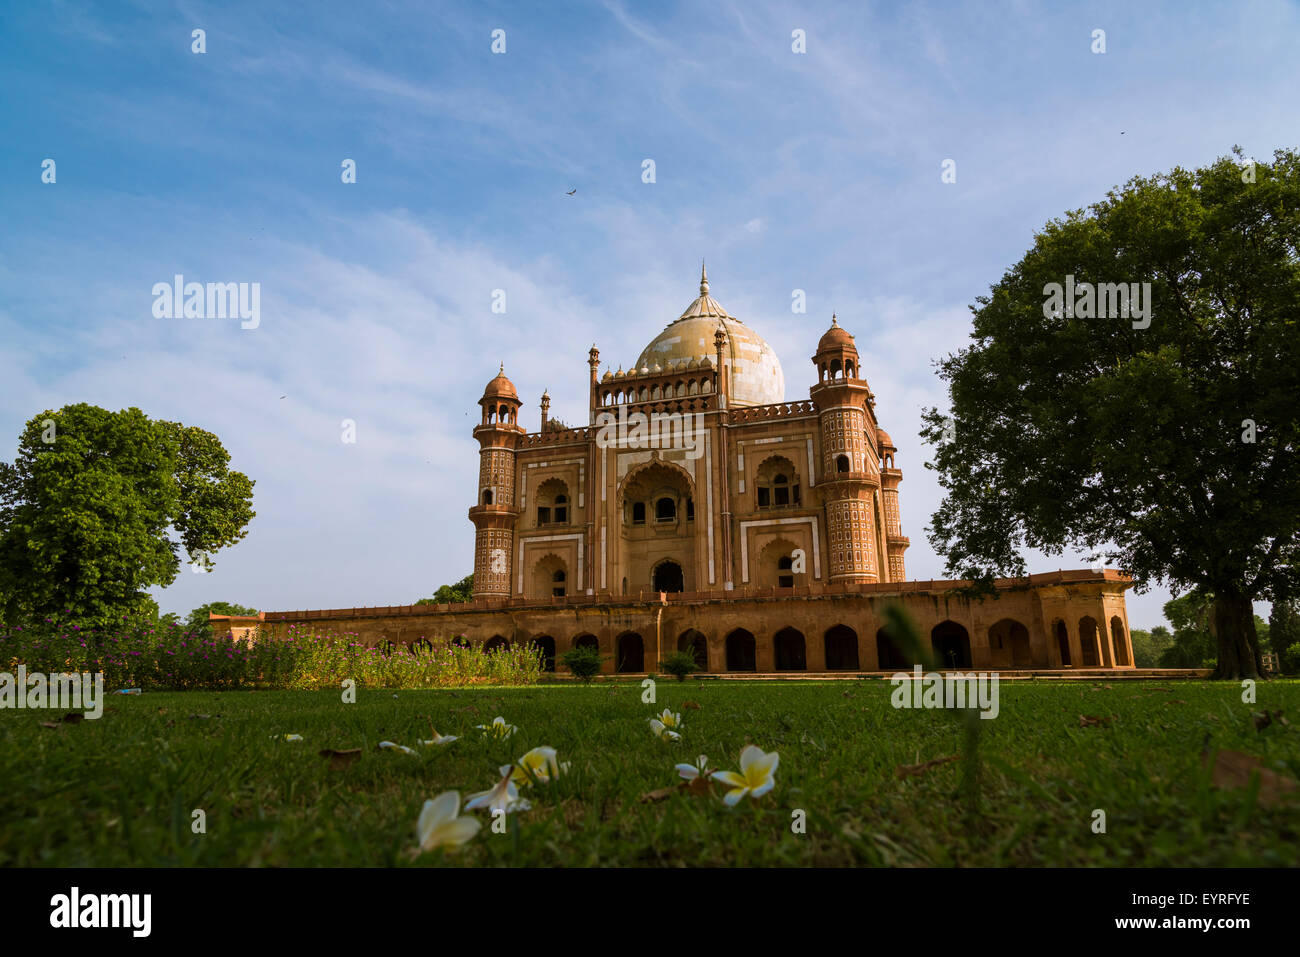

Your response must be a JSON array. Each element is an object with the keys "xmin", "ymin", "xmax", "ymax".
[{"xmin": 634, "ymin": 267, "xmax": 785, "ymax": 408}]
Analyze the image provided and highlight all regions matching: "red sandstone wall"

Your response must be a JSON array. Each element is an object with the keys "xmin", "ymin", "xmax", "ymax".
[{"xmin": 225, "ymin": 571, "xmax": 1135, "ymax": 674}]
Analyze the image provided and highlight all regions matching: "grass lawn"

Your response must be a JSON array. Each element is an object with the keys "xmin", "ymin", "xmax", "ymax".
[{"xmin": 4, "ymin": 678, "xmax": 1298, "ymax": 866}]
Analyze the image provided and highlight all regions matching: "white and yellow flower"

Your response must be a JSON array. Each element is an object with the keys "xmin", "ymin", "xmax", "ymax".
[
  {"xmin": 655, "ymin": 708, "xmax": 682, "ymax": 729},
  {"xmin": 649, "ymin": 719, "xmax": 681, "ymax": 741},
  {"xmin": 279, "ymin": 733, "xmax": 303, "ymax": 742},
  {"xmin": 421, "ymin": 730, "xmax": 459, "ymax": 747},
  {"xmin": 378, "ymin": 740, "xmax": 417, "ymax": 755},
  {"xmin": 675, "ymin": 755, "xmax": 712, "ymax": 781},
  {"xmin": 416, "ymin": 791, "xmax": 480, "ymax": 852},
  {"xmin": 476, "ymin": 716, "xmax": 518, "ymax": 740},
  {"xmin": 465, "ymin": 765, "xmax": 533, "ymax": 815},
  {"xmin": 713, "ymin": 745, "xmax": 779, "ymax": 806},
  {"xmin": 510, "ymin": 746, "xmax": 570, "ymax": 786}
]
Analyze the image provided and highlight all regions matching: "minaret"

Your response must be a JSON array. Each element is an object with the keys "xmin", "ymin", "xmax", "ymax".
[
  {"xmin": 877, "ymin": 429, "xmax": 909, "ymax": 580},
  {"xmin": 469, "ymin": 364, "xmax": 522, "ymax": 598},
  {"xmin": 811, "ymin": 316, "xmax": 880, "ymax": 584},
  {"xmin": 587, "ymin": 344, "xmax": 600, "ymax": 425},
  {"xmin": 540, "ymin": 389, "xmax": 550, "ymax": 431}
]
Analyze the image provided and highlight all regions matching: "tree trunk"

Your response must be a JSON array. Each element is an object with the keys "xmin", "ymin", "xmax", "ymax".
[{"xmin": 1209, "ymin": 591, "xmax": 1262, "ymax": 680}]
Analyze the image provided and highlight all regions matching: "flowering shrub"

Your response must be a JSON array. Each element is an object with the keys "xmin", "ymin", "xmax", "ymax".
[
  {"xmin": 267, "ymin": 626, "xmax": 543, "ymax": 690},
  {"xmin": 0, "ymin": 616, "xmax": 542, "ymax": 691}
]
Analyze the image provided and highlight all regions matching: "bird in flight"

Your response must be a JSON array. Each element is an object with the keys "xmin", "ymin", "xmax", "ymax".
[{"xmin": 566, "ymin": 188, "xmax": 577, "ymax": 195}]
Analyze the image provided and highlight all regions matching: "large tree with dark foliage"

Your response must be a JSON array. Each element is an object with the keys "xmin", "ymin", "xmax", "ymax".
[
  {"xmin": 921, "ymin": 148, "xmax": 1299, "ymax": 679},
  {"xmin": 0, "ymin": 404, "xmax": 255, "ymax": 628}
]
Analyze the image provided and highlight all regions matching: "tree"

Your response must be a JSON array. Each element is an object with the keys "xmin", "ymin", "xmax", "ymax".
[
  {"xmin": 0, "ymin": 405, "xmax": 255, "ymax": 628},
  {"xmin": 1269, "ymin": 599, "xmax": 1300, "ymax": 667},
  {"xmin": 417, "ymin": 574, "xmax": 473, "ymax": 605},
  {"xmin": 1158, "ymin": 592, "xmax": 1216, "ymax": 668},
  {"xmin": 185, "ymin": 601, "xmax": 258, "ymax": 636},
  {"xmin": 1129, "ymin": 625, "xmax": 1173, "ymax": 668},
  {"xmin": 921, "ymin": 148, "xmax": 1300, "ymax": 679}
]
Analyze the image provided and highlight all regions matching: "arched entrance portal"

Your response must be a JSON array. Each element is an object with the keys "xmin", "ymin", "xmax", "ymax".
[
  {"xmin": 1079, "ymin": 617, "xmax": 1100, "ymax": 666},
  {"xmin": 725, "ymin": 629, "xmax": 757, "ymax": 672},
  {"xmin": 616, "ymin": 632, "xmax": 644, "ymax": 673},
  {"xmin": 988, "ymin": 618, "xmax": 1032, "ymax": 668},
  {"xmin": 653, "ymin": 560, "xmax": 684, "ymax": 593},
  {"xmin": 678, "ymin": 630, "xmax": 708, "ymax": 672},
  {"xmin": 1110, "ymin": 617, "xmax": 1130, "ymax": 666},
  {"xmin": 930, "ymin": 621, "xmax": 972, "ymax": 669},
  {"xmin": 824, "ymin": 625, "xmax": 859, "ymax": 670},
  {"xmin": 876, "ymin": 627, "xmax": 913, "ymax": 670},
  {"xmin": 1054, "ymin": 620, "xmax": 1071, "ymax": 666},
  {"xmin": 774, "ymin": 628, "xmax": 807, "ymax": 671},
  {"xmin": 530, "ymin": 635, "xmax": 556, "ymax": 672}
]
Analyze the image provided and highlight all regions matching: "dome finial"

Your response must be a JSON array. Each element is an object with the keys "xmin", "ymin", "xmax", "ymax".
[
  {"xmin": 831, "ymin": 313, "xmax": 838, "ymax": 326},
  {"xmin": 700, "ymin": 259, "xmax": 709, "ymax": 297},
  {"xmin": 499, "ymin": 361, "xmax": 504, "ymax": 374}
]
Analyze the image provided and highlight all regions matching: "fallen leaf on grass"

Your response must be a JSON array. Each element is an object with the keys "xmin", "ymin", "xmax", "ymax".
[
  {"xmin": 1079, "ymin": 714, "xmax": 1117, "ymax": 728},
  {"xmin": 896, "ymin": 755, "xmax": 959, "ymax": 779},
  {"xmin": 39, "ymin": 712, "xmax": 87, "ymax": 727},
  {"xmin": 640, "ymin": 786, "xmax": 676, "ymax": 803},
  {"xmin": 682, "ymin": 701, "xmax": 702, "ymax": 710},
  {"xmin": 684, "ymin": 775, "xmax": 713, "ymax": 797},
  {"xmin": 188, "ymin": 713, "xmax": 215, "ymax": 720},
  {"xmin": 1253, "ymin": 710, "xmax": 1289, "ymax": 731},
  {"xmin": 1206, "ymin": 749, "xmax": 1299, "ymax": 808},
  {"xmin": 319, "ymin": 748, "xmax": 363, "ymax": 770}
]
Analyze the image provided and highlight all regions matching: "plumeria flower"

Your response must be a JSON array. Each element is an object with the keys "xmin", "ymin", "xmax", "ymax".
[
  {"xmin": 654, "ymin": 708, "xmax": 682, "ymax": 730},
  {"xmin": 465, "ymin": 765, "xmax": 532, "ymax": 815},
  {"xmin": 510, "ymin": 746, "xmax": 570, "ymax": 786},
  {"xmin": 274, "ymin": 733, "xmax": 304, "ymax": 742},
  {"xmin": 421, "ymin": 730, "xmax": 459, "ymax": 747},
  {"xmin": 649, "ymin": 715, "xmax": 682, "ymax": 741},
  {"xmin": 675, "ymin": 755, "xmax": 713, "ymax": 781},
  {"xmin": 476, "ymin": 716, "xmax": 518, "ymax": 740},
  {"xmin": 378, "ymin": 740, "xmax": 417, "ymax": 755},
  {"xmin": 416, "ymin": 791, "xmax": 480, "ymax": 852},
  {"xmin": 713, "ymin": 745, "xmax": 779, "ymax": 806}
]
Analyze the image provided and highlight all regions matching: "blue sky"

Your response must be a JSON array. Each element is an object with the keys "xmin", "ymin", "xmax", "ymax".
[{"xmin": 2, "ymin": 0, "xmax": 1297, "ymax": 629}]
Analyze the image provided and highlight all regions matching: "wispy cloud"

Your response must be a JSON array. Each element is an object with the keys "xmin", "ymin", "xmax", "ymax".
[{"xmin": 2, "ymin": 0, "xmax": 1297, "ymax": 627}]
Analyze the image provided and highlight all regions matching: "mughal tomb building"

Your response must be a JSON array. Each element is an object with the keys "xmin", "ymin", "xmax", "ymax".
[{"xmin": 241, "ymin": 268, "xmax": 1136, "ymax": 674}]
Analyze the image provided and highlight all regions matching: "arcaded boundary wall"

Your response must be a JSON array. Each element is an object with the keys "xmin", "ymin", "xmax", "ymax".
[{"xmin": 212, "ymin": 569, "xmax": 1136, "ymax": 674}]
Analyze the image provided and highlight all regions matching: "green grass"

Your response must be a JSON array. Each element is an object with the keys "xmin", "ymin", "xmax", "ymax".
[{"xmin": 3, "ymin": 679, "xmax": 1298, "ymax": 866}]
